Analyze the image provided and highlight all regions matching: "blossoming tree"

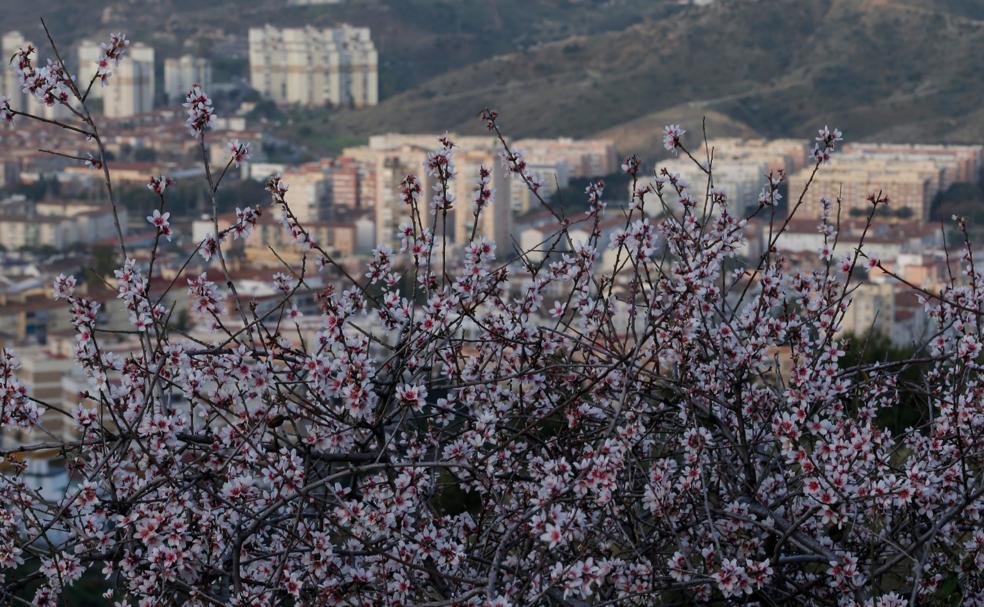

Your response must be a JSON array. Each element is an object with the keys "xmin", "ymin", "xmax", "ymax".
[{"xmin": 0, "ymin": 23, "xmax": 982, "ymax": 607}]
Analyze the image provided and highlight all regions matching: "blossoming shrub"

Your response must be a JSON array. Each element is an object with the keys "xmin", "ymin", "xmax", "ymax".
[{"xmin": 1, "ymin": 26, "xmax": 982, "ymax": 607}]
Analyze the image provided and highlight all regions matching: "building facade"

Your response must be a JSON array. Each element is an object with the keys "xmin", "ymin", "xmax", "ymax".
[
  {"xmin": 248, "ymin": 25, "xmax": 378, "ymax": 107},
  {"xmin": 164, "ymin": 55, "xmax": 212, "ymax": 103},
  {"xmin": 344, "ymin": 134, "xmax": 512, "ymax": 254},
  {"xmin": 102, "ymin": 44, "xmax": 155, "ymax": 118}
]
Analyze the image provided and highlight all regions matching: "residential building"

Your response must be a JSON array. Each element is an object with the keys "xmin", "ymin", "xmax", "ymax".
[
  {"xmin": 76, "ymin": 39, "xmax": 104, "ymax": 98},
  {"xmin": 249, "ymin": 25, "xmax": 378, "ymax": 107},
  {"xmin": 103, "ymin": 43, "xmax": 155, "ymax": 117},
  {"xmin": 164, "ymin": 55, "xmax": 212, "ymax": 103},
  {"xmin": 842, "ymin": 143, "xmax": 982, "ymax": 190},
  {"xmin": 513, "ymin": 137, "xmax": 619, "ymax": 178},
  {"xmin": 281, "ymin": 162, "xmax": 332, "ymax": 223},
  {"xmin": 764, "ymin": 218, "xmax": 941, "ymax": 262},
  {"xmin": 788, "ymin": 144, "xmax": 983, "ymax": 222},
  {"xmin": 788, "ymin": 160, "xmax": 937, "ymax": 222},
  {"xmin": 344, "ymin": 134, "xmax": 513, "ymax": 253},
  {"xmin": 0, "ymin": 196, "xmax": 126, "ymax": 250},
  {"xmin": 509, "ymin": 161, "xmax": 569, "ymax": 215},
  {"xmin": 641, "ymin": 137, "xmax": 806, "ymax": 217},
  {"xmin": 1, "ymin": 31, "xmax": 72, "ymax": 120},
  {"xmin": 2, "ymin": 31, "xmax": 30, "ymax": 110}
]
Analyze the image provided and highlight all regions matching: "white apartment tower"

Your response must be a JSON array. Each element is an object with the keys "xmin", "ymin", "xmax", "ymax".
[
  {"xmin": 2, "ymin": 31, "xmax": 30, "ymax": 109},
  {"xmin": 76, "ymin": 39, "xmax": 104, "ymax": 98},
  {"xmin": 351, "ymin": 135, "xmax": 512, "ymax": 254},
  {"xmin": 100, "ymin": 43, "xmax": 155, "ymax": 118},
  {"xmin": 164, "ymin": 55, "xmax": 212, "ymax": 103},
  {"xmin": 1, "ymin": 31, "xmax": 71, "ymax": 120},
  {"xmin": 249, "ymin": 25, "xmax": 378, "ymax": 108}
]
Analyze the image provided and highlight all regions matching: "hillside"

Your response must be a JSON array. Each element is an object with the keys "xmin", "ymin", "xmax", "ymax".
[
  {"xmin": 593, "ymin": 106, "xmax": 761, "ymax": 160},
  {"xmin": 3, "ymin": 0, "xmax": 983, "ymax": 160},
  {"xmin": 314, "ymin": 0, "xmax": 984, "ymax": 156},
  {"xmin": 0, "ymin": 0, "xmax": 677, "ymax": 99}
]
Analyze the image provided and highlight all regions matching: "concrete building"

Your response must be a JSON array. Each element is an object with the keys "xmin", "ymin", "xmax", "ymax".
[
  {"xmin": 0, "ymin": 197, "xmax": 126, "ymax": 250},
  {"xmin": 709, "ymin": 138, "xmax": 809, "ymax": 174},
  {"xmin": 102, "ymin": 43, "xmax": 155, "ymax": 117},
  {"xmin": 1, "ymin": 31, "xmax": 72, "ymax": 120},
  {"xmin": 788, "ymin": 160, "xmax": 937, "ymax": 222},
  {"xmin": 764, "ymin": 218, "xmax": 940, "ymax": 262},
  {"xmin": 642, "ymin": 156, "xmax": 759, "ymax": 216},
  {"xmin": 0, "ymin": 294, "xmax": 71, "ymax": 345},
  {"xmin": 76, "ymin": 39, "xmax": 104, "ymax": 98},
  {"xmin": 788, "ymin": 144, "xmax": 983, "ymax": 223},
  {"xmin": 248, "ymin": 25, "xmax": 378, "ymax": 107},
  {"xmin": 641, "ymin": 137, "xmax": 807, "ymax": 218},
  {"xmin": 164, "ymin": 55, "xmax": 212, "ymax": 103},
  {"xmin": 2, "ymin": 31, "xmax": 31, "ymax": 110},
  {"xmin": 326, "ymin": 157, "xmax": 366, "ymax": 209},
  {"xmin": 513, "ymin": 137, "xmax": 620, "ymax": 178},
  {"xmin": 838, "ymin": 281, "xmax": 896, "ymax": 341},
  {"xmin": 354, "ymin": 142, "xmax": 430, "ymax": 252},
  {"xmin": 281, "ymin": 163, "xmax": 331, "ymax": 224},
  {"xmin": 836, "ymin": 280, "xmax": 930, "ymax": 347},
  {"xmin": 510, "ymin": 161, "xmax": 569, "ymax": 215},
  {"xmin": 343, "ymin": 134, "xmax": 513, "ymax": 254},
  {"xmin": 842, "ymin": 143, "xmax": 982, "ymax": 190},
  {"xmin": 507, "ymin": 137, "xmax": 618, "ymax": 214},
  {"xmin": 247, "ymin": 214, "xmax": 359, "ymax": 264}
]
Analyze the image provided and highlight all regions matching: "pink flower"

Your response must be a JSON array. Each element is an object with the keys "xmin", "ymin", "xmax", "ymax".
[
  {"xmin": 400, "ymin": 174, "xmax": 421, "ymax": 206},
  {"xmin": 100, "ymin": 33, "xmax": 129, "ymax": 65},
  {"xmin": 184, "ymin": 85, "xmax": 215, "ymax": 135},
  {"xmin": 95, "ymin": 33, "xmax": 130, "ymax": 87},
  {"xmin": 146, "ymin": 175, "xmax": 173, "ymax": 195},
  {"xmin": 662, "ymin": 124, "xmax": 685, "ymax": 152},
  {"xmin": 0, "ymin": 96, "xmax": 14, "ymax": 124},
  {"xmin": 73, "ymin": 405, "xmax": 97, "ymax": 428},
  {"xmin": 540, "ymin": 523, "xmax": 563, "ymax": 548},
  {"xmin": 52, "ymin": 274, "xmax": 77, "ymax": 300},
  {"xmin": 228, "ymin": 140, "xmax": 251, "ymax": 167},
  {"xmin": 396, "ymin": 384, "xmax": 427, "ymax": 410},
  {"xmin": 199, "ymin": 232, "xmax": 219, "ymax": 262},
  {"xmin": 479, "ymin": 108, "xmax": 498, "ymax": 130},
  {"xmin": 621, "ymin": 155, "xmax": 640, "ymax": 176},
  {"xmin": 147, "ymin": 209, "xmax": 172, "ymax": 241},
  {"xmin": 83, "ymin": 153, "xmax": 102, "ymax": 170},
  {"xmin": 812, "ymin": 125, "xmax": 843, "ymax": 163},
  {"xmin": 283, "ymin": 571, "xmax": 303, "ymax": 598},
  {"xmin": 232, "ymin": 206, "xmax": 259, "ymax": 240}
]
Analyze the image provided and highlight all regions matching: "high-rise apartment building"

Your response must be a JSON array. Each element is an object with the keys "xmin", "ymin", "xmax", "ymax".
[
  {"xmin": 1, "ymin": 31, "xmax": 71, "ymax": 120},
  {"xmin": 1, "ymin": 31, "xmax": 30, "ymax": 109},
  {"xmin": 513, "ymin": 138, "xmax": 620, "ymax": 178},
  {"xmin": 343, "ymin": 134, "xmax": 512, "ymax": 253},
  {"xmin": 637, "ymin": 138, "xmax": 808, "ymax": 218},
  {"xmin": 841, "ymin": 143, "xmax": 982, "ymax": 190},
  {"xmin": 76, "ymin": 39, "xmax": 105, "ymax": 98},
  {"xmin": 248, "ymin": 25, "xmax": 378, "ymax": 108},
  {"xmin": 788, "ymin": 144, "xmax": 983, "ymax": 222},
  {"xmin": 788, "ymin": 160, "xmax": 938, "ymax": 222},
  {"xmin": 164, "ymin": 55, "xmax": 212, "ymax": 103},
  {"xmin": 99, "ymin": 43, "xmax": 155, "ymax": 118},
  {"xmin": 280, "ymin": 163, "xmax": 331, "ymax": 224},
  {"xmin": 509, "ymin": 138, "xmax": 619, "ymax": 214}
]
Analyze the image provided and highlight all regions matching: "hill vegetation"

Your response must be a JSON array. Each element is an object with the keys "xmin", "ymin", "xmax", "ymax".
[
  {"xmin": 3, "ymin": 0, "xmax": 983, "ymax": 160},
  {"xmin": 319, "ymin": 0, "xmax": 984, "ymax": 152}
]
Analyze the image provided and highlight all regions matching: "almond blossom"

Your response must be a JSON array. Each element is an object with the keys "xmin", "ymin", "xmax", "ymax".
[
  {"xmin": 146, "ymin": 208, "xmax": 172, "ymax": 240},
  {"xmin": 3, "ymin": 35, "xmax": 984, "ymax": 604}
]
